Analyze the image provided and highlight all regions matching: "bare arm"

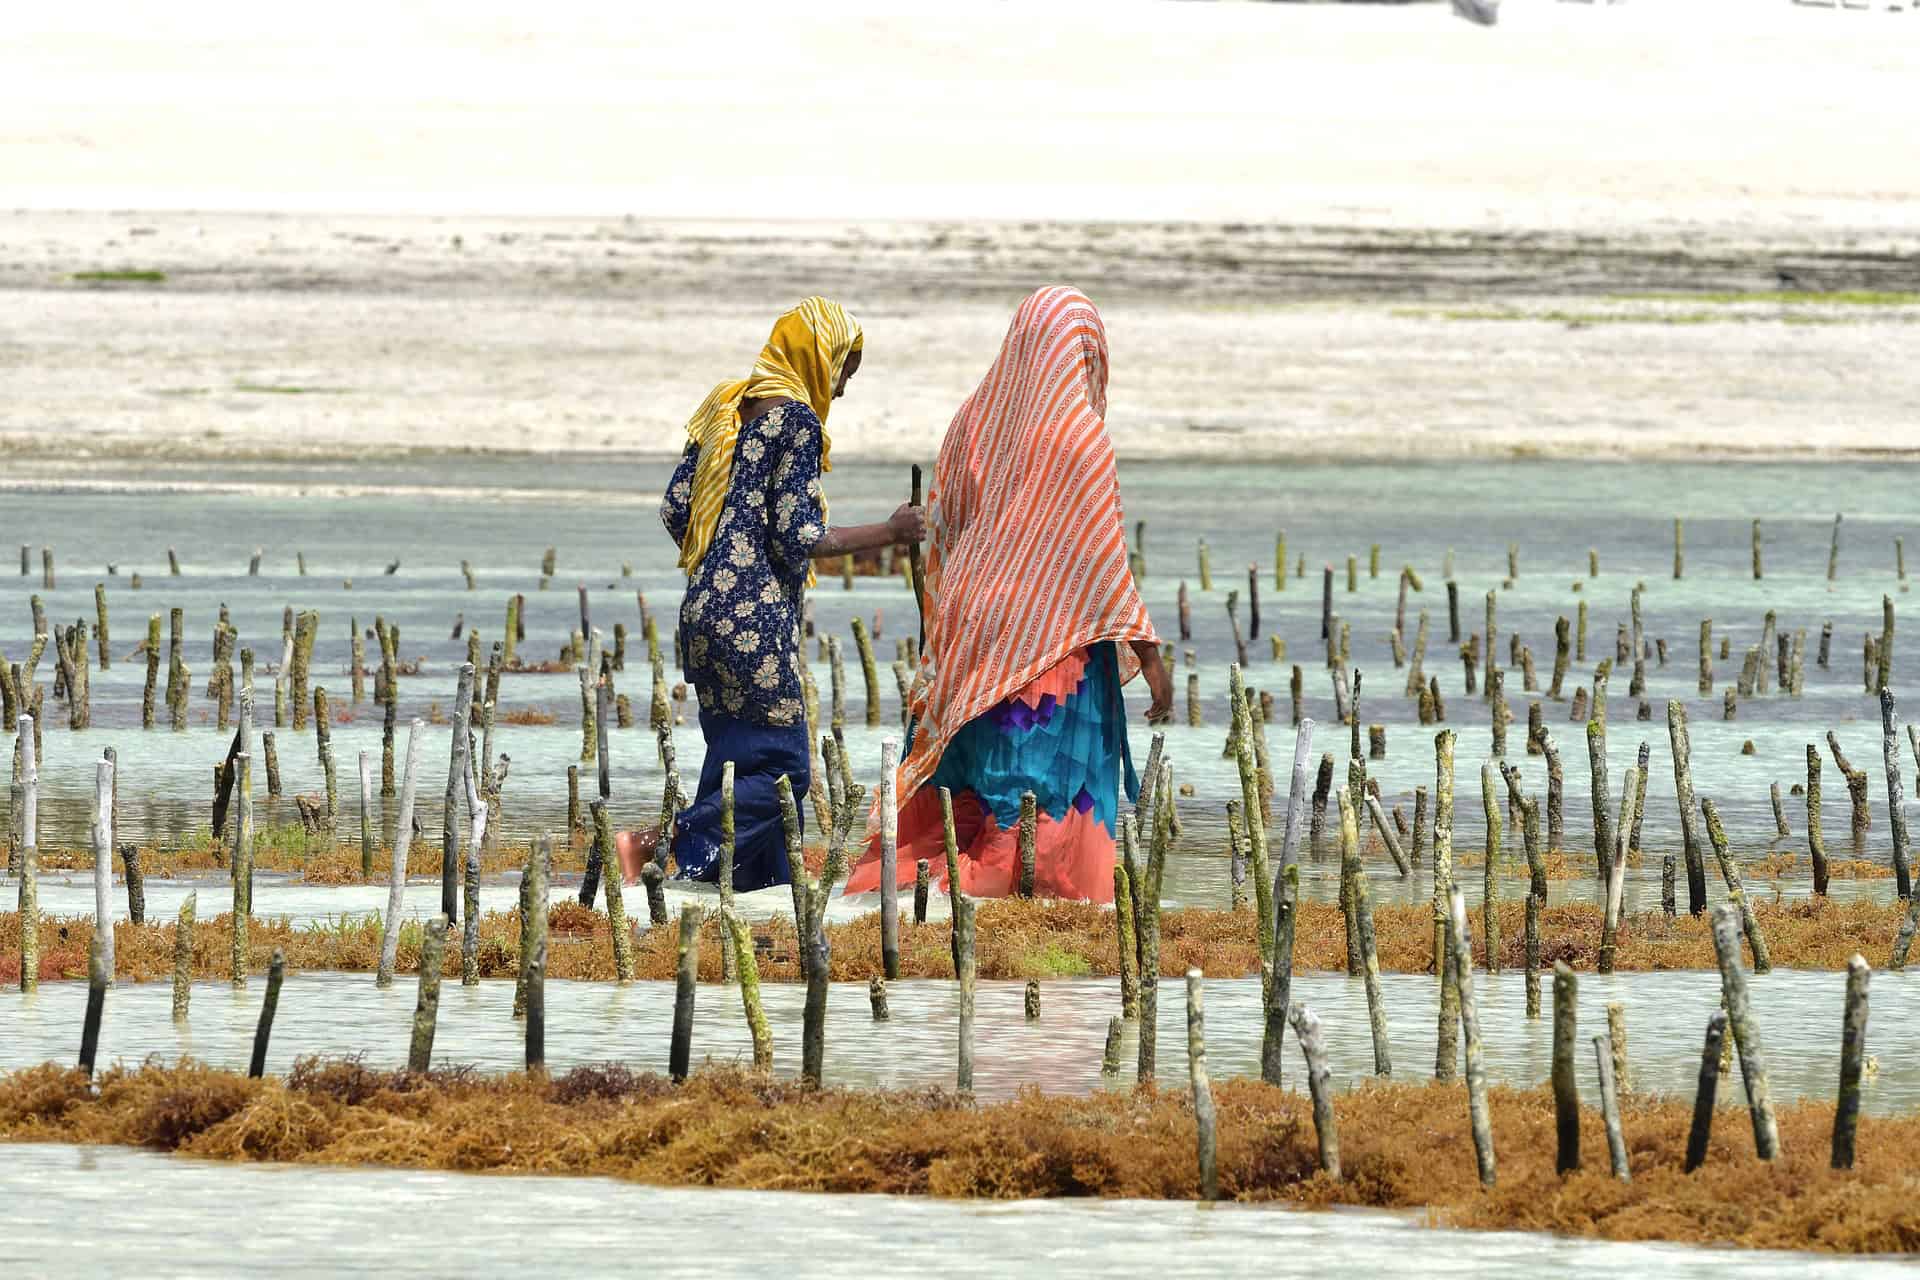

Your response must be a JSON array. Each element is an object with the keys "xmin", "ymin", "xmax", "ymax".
[{"xmin": 810, "ymin": 504, "xmax": 927, "ymax": 560}]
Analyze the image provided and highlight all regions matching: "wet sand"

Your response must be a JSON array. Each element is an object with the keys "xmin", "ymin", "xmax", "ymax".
[{"xmin": 4, "ymin": 212, "xmax": 1917, "ymax": 467}]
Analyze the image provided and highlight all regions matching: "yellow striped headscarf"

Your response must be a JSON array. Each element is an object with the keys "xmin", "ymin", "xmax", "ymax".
[{"xmin": 678, "ymin": 297, "xmax": 863, "ymax": 585}]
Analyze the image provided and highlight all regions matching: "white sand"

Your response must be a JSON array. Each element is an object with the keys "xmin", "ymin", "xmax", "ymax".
[{"xmin": 3, "ymin": 0, "xmax": 1917, "ymax": 465}]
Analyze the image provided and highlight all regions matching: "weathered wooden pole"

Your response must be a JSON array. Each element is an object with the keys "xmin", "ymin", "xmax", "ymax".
[
  {"xmin": 1683, "ymin": 1010, "xmax": 1728, "ymax": 1172},
  {"xmin": 1708, "ymin": 904, "xmax": 1782, "ymax": 1164},
  {"xmin": 229, "ymin": 688, "xmax": 256, "ymax": 980},
  {"xmin": 376, "ymin": 718, "xmax": 425, "ymax": 988},
  {"xmin": 1553, "ymin": 961, "xmax": 1580, "ymax": 1173},
  {"xmin": 1826, "ymin": 954, "xmax": 1872, "ymax": 1171},
  {"xmin": 78, "ymin": 935, "xmax": 108, "ymax": 1078},
  {"xmin": 1113, "ymin": 858, "xmax": 1140, "ymax": 1021},
  {"xmin": 1339, "ymin": 791, "xmax": 1391, "ymax": 1076},
  {"xmin": 1448, "ymin": 888, "xmax": 1496, "ymax": 1187},
  {"xmin": 407, "ymin": 915, "xmax": 448, "ymax": 1072},
  {"xmin": 1751, "ymin": 518, "xmax": 1763, "ymax": 580},
  {"xmin": 16, "ymin": 716, "xmax": 38, "ymax": 992},
  {"xmin": 1434, "ymin": 729, "xmax": 1459, "ymax": 1081},
  {"xmin": 88, "ymin": 755, "xmax": 116, "ymax": 982},
  {"xmin": 356, "ymin": 750, "xmax": 375, "ymax": 878},
  {"xmin": 442, "ymin": 662, "xmax": 474, "ymax": 922},
  {"xmin": 591, "ymin": 801, "xmax": 633, "ymax": 982},
  {"xmin": 1288, "ymin": 1002, "xmax": 1339, "ymax": 1179},
  {"xmin": 1882, "ymin": 690, "xmax": 1912, "ymax": 898},
  {"xmin": 1136, "ymin": 763, "xmax": 1172, "ymax": 1084},
  {"xmin": 721, "ymin": 907, "xmax": 773, "ymax": 1070},
  {"xmin": 1187, "ymin": 970, "xmax": 1218, "ymax": 1200},
  {"xmin": 247, "ymin": 948, "xmax": 286, "ymax": 1078},
  {"xmin": 170, "ymin": 891, "xmax": 195, "ymax": 1020},
  {"xmin": 1016, "ymin": 788, "xmax": 1037, "ymax": 899},
  {"xmin": 955, "ymin": 892, "xmax": 977, "ymax": 1092},
  {"xmin": 1593, "ymin": 1032, "xmax": 1630, "ymax": 1182},
  {"xmin": 668, "ymin": 902, "xmax": 700, "ymax": 1082},
  {"xmin": 1481, "ymin": 762, "xmax": 1502, "ymax": 969},
  {"xmin": 1666, "ymin": 701, "xmax": 1706, "ymax": 914},
  {"xmin": 1588, "ymin": 718, "xmax": 1614, "ymax": 886},
  {"xmin": 1701, "ymin": 797, "xmax": 1772, "ymax": 971}
]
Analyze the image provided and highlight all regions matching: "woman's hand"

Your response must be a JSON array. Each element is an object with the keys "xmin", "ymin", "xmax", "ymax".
[
  {"xmin": 888, "ymin": 503, "xmax": 929, "ymax": 545},
  {"xmin": 1136, "ymin": 642, "xmax": 1173, "ymax": 724}
]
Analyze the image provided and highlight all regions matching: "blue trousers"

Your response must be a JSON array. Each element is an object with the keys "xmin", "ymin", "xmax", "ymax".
[{"xmin": 673, "ymin": 707, "xmax": 809, "ymax": 893}]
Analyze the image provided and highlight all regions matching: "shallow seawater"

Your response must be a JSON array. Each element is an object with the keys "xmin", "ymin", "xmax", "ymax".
[
  {"xmin": 6, "ymin": 1143, "xmax": 1909, "ymax": 1279},
  {"xmin": 3, "ymin": 458, "xmax": 1915, "ymax": 920},
  {"xmin": 4, "ymin": 968, "xmax": 1911, "ymax": 1113}
]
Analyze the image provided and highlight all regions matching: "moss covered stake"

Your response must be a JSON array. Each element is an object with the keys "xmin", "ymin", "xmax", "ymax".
[
  {"xmin": 168, "ymin": 890, "xmax": 196, "ymax": 1020},
  {"xmin": 1552, "ymin": 962, "xmax": 1580, "ymax": 1172},
  {"xmin": 668, "ymin": 902, "xmax": 701, "ymax": 1082},
  {"xmin": 1593, "ymin": 1032, "xmax": 1630, "ymax": 1182},
  {"xmin": 1803, "ymin": 748, "xmax": 1830, "ymax": 895},
  {"xmin": 1709, "ymin": 903, "xmax": 1780, "ymax": 1159},
  {"xmin": 1587, "ymin": 718, "xmax": 1614, "ymax": 886},
  {"xmin": 1183, "ymin": 969, "xmax": 1220, "ymax": 1200},
  {"xmin": 1136, "ymin": 764, "xmax": 1173, "ymax": 1083},
  {"xmin": 1431, "ymin": 728, "xmax": 1456, "ymax": 984},
  {"xmin": 1287, "ymin": 1002, "xmax": 1339, "ymax": 1178},
  {"xmin": 1700, "ymin": 797, "xmax": 1771, "ymax": 971},
  {"xmin": 377, "ymin": 719, "xmax": 425, "ymax": 988},
  {"xmin": 721, "ymin": 908, "xmax": 773, "ymax": 1070},
  {"xmin": 955, "ymin": 892, "xmax": 977, "ymax": 1092},
  {"xmin": 408, "ymin": 915, "xmax": 448, "ymax": 1073},
  {"xmin": 524, "ymin": 936, "xmax": 547, "ymax": 1072},
  {"xmin": 1666, "ymin": 702, "xmax": 1706, "ymax": 914},
  {"xmin": 248, "ymin": 948, "xmax": 286, "ymax": 1078},
  {"xmin": 514, "ymin": 838, "xmax": 549, "ymax": 1017},
  {"xmin": 1113, "ymin": 862, "xmax": 1139, "ymax": 1020},
  {"xmin": 587, "ymin": 801, "xmax": 632, "ymax": 983}
]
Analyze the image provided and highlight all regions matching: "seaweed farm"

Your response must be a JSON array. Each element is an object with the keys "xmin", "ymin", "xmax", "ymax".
[{"xmin": 5, "ymin": 455, "xmax": 1920, "ymax": 1264}]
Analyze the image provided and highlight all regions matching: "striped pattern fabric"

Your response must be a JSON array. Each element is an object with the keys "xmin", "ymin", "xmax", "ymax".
[
  {"xmin": 895, "ymin": 285, "xmax": 1157, "ymax": 808},
  {"xmin": 678, "ymin": 297, "xmax": 862, "ymax": 586}
]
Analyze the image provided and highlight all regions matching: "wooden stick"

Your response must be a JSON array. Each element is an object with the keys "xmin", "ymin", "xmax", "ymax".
[
  {"xmin": 442, "ymin": 662, "xmax": 474, "ymax": 922},
  {"xmin": 1701, "ymin": 797, "xmax": 1772, "ymax": 971},
  {"xmin": 1833, "ymin": 954, "xmax": 1870, "ymax": 1170},
  {"xmin": 408, "ymin": 915, "xmax": 448, "ymax": 1072},
  {"xmin": 91, "ymin": 756, "xmax": 115, "ymax": 981},
  {"xmin": 1187, "ymin": 969, "xmax": 1218, "ymax": 1200},
  {"xmin": 1449, "ymin": 888, "xmax": 1496, "ymax": 1187},
  {"xmin": 376, "ymin": 719, "xmax": 425, "ymax": 988},
  {"xmin": 1684, "ymin": 1010, "xmax": 1728, "ymax": 1172},
  {"xmin": 1553, "ymin": 961, "xmax": 1580, "ymax": 1172},
  {"xmin": 955, "ymin": 892, "xmax": 977, "ymax": 1093},
  {"xmin": 248, "ymin": 949, "xmax": 285, "ymax": 1078},
  {"xmin": 721, "ymin": 907, "xmax": 773, "ymax": 1070},
  {"xmin": 669, "ymin": 902, "xmax": 700, "ymax": 1081},
  {"xmin": 16, "ymin": 716, "xmax": 37, "ymax": 993},
  {"xmin": 1593, "ymin": 1032, "xmax": 1630, "ymax": 1181},
  {"xmin": 1340, "ymin": 791, "xmax": 1391, "ymax": 1076},
  {"xmin": 170, "ymin": 891, "xmax": 195, "ymax": 1020},
  {"xmin": 1708, "ymin": 903, "xmax": 1780, "ymax": 1158},
  {"xmin": 79, "ymin": 934, "xmax": 107, "ymax": 1078},
  {"xmin": 1882, "ymin": 690, "xmax": 1912, "ymax": 898},
  {"xmin": 1287, "ymin": 1002, "xmax": 1339, "ymax": 1178},
  {"xmin": 908, "ymin": 463, "xmax": 926, "ymax": 646}
]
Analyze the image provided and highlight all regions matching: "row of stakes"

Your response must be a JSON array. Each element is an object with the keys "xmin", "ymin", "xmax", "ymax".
[{"xmin": 49, "ymin": 738, "xmax": 1879, "ymax": 1200}]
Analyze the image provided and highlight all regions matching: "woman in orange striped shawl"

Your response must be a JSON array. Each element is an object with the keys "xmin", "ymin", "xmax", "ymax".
[{"xmin": 845, "ymin": 286, "xmax": 1171, "ymax": 903}]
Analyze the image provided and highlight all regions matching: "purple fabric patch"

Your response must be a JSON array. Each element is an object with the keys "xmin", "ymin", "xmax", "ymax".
[
  {"xmin": 1073, "ymin": 787, "xmax": 1096, "ymax": 815},
  {"xmin": 986, "ymin": 692, "xmax": 1059, "ymax": 734}
]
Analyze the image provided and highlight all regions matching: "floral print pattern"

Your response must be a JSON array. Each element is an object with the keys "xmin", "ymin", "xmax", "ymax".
[{"xmin": 662, "ymin": 401, "xmax": 827, "ymax": 726}]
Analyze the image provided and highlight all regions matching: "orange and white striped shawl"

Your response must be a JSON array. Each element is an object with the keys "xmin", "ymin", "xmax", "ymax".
[{"xmin": 896, "ymin": 285, "xmax": 1158, "ymax": 806}]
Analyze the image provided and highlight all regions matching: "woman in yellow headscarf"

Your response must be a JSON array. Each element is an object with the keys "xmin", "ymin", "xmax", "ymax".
[{"xmin": 625, "ymin": 298, "xmax": 925, "ymax": 891}]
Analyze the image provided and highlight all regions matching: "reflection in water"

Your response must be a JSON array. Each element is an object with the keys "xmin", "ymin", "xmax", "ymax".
[
  {"xmin": 4, "ymin": 969, "xmax": 1912, "ymax": 1114},
  {"xmin": 5, "ymin": 1142, "xmax": 1909, "ymax": 1279}
]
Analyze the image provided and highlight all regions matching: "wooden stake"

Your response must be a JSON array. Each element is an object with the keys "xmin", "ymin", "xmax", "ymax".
[{"xmin": 1709, "ymin": 903, "xmax": 1780, "ymax": 1159}]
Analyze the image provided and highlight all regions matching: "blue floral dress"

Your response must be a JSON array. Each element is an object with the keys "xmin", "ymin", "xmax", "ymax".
[{"xmin": 661, "ymin": 400, "xmax": 827, "ymax": 890}]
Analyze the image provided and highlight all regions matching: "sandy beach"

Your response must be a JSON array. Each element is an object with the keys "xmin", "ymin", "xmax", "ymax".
[{"xmin": 3, "ymin": 0, "xmax": 1917, "ymax": 466}]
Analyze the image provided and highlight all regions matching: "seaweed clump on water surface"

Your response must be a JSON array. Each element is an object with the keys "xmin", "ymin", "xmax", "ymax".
[{"xmin": 3, "ymin": 1060, "xmax": 1920, "ymax": 1253}]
